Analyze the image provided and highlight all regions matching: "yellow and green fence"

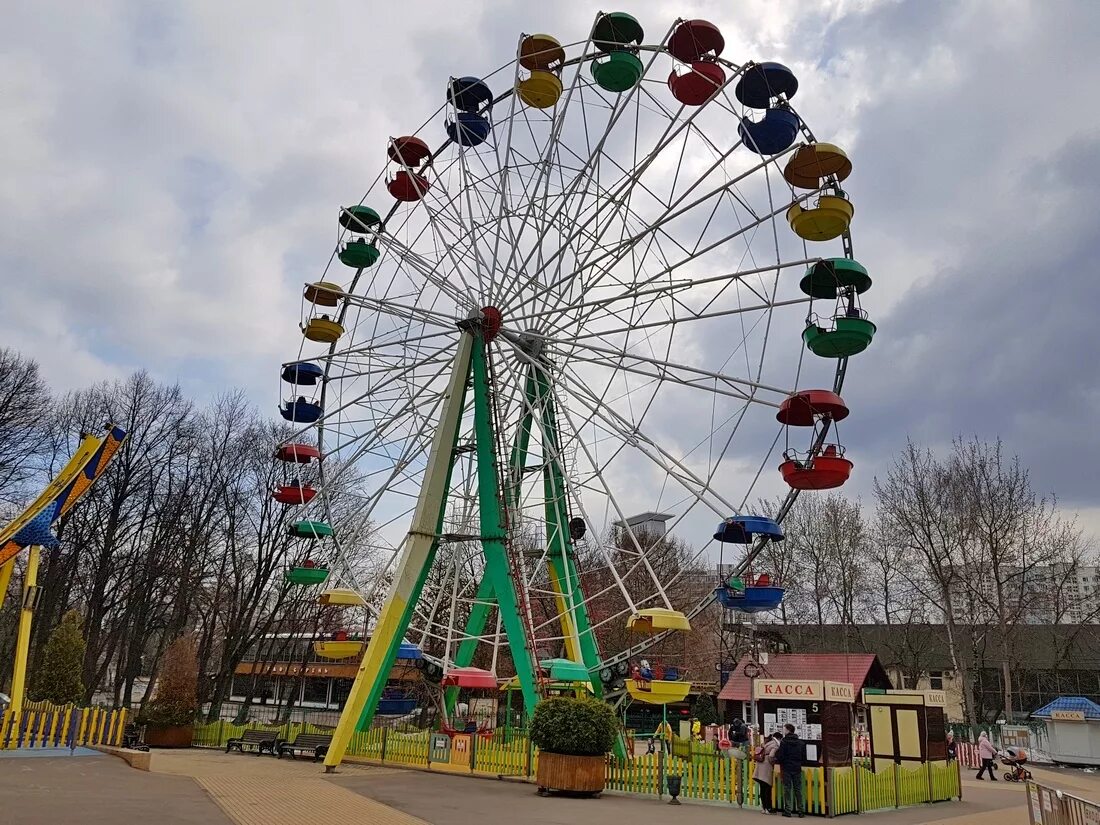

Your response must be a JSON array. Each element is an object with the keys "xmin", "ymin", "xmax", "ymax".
[
  {"xmin": 191, "ymin": 720, "xmax": 961, "ymax": 817},
  {"xmin": 1, "ymin": 701, "xmax": 127, "ymax": 750}
]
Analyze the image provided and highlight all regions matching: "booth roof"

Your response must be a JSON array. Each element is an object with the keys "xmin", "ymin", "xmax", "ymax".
[
  {"xmin": 718, "ymin": 653, "xmax": 891, "ymax": 702},
  {"xmin": 1033, "ymin": 696, "xmax": 1100, "ymax": 719}
]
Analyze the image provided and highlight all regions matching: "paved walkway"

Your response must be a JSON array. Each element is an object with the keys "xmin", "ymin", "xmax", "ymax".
[
  {"xmin": 152, "ymin": 750, "xmax": 426, "ymax": 825},
  {"xmin": 331, "ymin": 765, "xmax": 1041, "ymax": 825},
  {"xmin": 9, "ymin": 747, "xmax": 1100, "ymax": 825},
  {"xmin": 0, "ymin": 750, "xmax": 231, "ymax": 825}
]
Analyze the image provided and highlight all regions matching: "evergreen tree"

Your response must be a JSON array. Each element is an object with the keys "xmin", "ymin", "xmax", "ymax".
[
  {"xmin": 30, "ymin": 610, "xmax": 86, "ymax": 705},
  {"xmin": 141, "ymin": 635, "xmax": 199, "ymax": 726},
  {"xmin": 693, "ymin": 693, "xmax": 718, "ymax": 726}
]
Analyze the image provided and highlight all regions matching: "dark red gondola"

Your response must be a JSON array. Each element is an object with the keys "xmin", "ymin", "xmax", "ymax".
[
  {"xmin": 776, "ymin": 389, "xmax": 849, "ymax": 426},
  {"xmin": 666, "ymin": 19, "xmax": 725, "ymax": 63},
  {"xmin": 388, "ymin": 170, "xmax": 430, "ymax": 202},
  {"xmin": 388, "ymin": 135, "xmax": 431, "ymax": 167},
  {"xmin": 273, "ymin": 482, "xmax": 317, "ymax": 505}
]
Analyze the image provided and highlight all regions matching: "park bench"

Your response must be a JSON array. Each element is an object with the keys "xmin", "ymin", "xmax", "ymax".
[
  {"xmin": 226, "ymin": 728, "xmax": 281, "ymax": 755},
  {"xmin": 278, "ymin": 732, "xmax": 332, "ymax": 761}
]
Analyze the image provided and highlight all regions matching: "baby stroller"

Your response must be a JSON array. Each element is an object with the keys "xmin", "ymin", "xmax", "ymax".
[
  {"xmin": 1000, "ymin": 746, "xmax": 1031, "ymax": 782},
  {"xmin": 122, "ymin": 722, "xmax": 151, "ymax": 752}
]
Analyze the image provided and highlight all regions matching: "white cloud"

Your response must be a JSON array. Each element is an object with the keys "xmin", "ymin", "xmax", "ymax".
[{"xmin": 4, "ymin": 0, "xmax": 1100, "ymax": 540}]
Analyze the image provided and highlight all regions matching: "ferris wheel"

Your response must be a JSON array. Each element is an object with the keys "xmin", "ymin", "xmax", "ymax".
[{"xmin": 271, "ymin": 12, "xmax": 874, "ymax": 768}]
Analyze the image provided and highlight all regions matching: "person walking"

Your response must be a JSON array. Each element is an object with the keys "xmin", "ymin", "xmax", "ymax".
[
  {"xmin": 976, "ymin": 731, "xmax": 998, "ymax": 780},
  {"xmin": 946, "ymin": 731, "xmax": 957, "ymax": 762},
  {"xmin": 753, "ymin": 730, "xmax": 781, "ymax": 814},
  {"xmin": 775, "ymin": 724, "xmax": 806, "ymax": 818}
]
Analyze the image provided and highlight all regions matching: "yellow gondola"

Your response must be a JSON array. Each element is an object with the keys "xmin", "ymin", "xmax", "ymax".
[
  {"xmin": 319, "ymin": 588, "xmax": 367, "ymax": 607},
  {"xmin": 516, "ymin": 34, "xmax": 565, "ymax": 109},
  {"xmin": 303, "ymin": 281, "xmax": 345, "ymax": 307},
  {"xmin": 783, "ymin": 142, "xmax": 852, "ymax": 189},
  {"xmin": 313, "ymin": 640, "xmax": 365, "ymax": 660},
  {"xmin": 626, "ymin": 607, "xmax": 691, "ymax": 633},
  {"xmin": 303, "ymin": 317, "xmax": 344, "ymax": 343},
  {"xmin": 626, "ymin": 679, "xmax": 692, "ymax": 705},
  {"xmin": 787, "ymin": 195, "xmax": 855, "ymax": 242}
]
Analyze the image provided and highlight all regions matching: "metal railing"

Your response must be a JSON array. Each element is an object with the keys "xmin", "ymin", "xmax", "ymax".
[{"xmin": 1027, "ymin": 779, "xmax": 1100, "ymax": 825}]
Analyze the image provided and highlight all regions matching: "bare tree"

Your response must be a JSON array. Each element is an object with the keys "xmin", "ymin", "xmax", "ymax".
[
  {"xmin": 874, "ymin": 440, "xmax": 978, "ymax": 723},
  {"xmin": 0, "ymin": 348, "xmax": 53, "ymax": 511}
]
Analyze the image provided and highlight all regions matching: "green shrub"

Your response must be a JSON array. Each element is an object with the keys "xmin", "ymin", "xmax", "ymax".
[{"xmin": 529, "ymin": 696, "xmax": 617, "ymax": 756}]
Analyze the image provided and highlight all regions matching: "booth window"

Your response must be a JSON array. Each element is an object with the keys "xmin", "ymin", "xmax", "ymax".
[{"xmin": 925, "ymin": 707, "xmax": 947, "ymax": 760}]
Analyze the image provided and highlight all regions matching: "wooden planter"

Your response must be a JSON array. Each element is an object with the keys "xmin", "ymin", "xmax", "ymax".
[
  {"xmin": 144, "ymin": 724, "xmax": 193, "ymax": 748},
  {"xmin": 536, "ymin": 752, "xmax": 606, "ymax": 796}
]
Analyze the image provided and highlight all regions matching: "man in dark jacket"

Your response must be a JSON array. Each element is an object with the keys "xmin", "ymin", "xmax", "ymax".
[{"xmin": 775, "ymin": 724, "xmax": 806, "ymax": 818}]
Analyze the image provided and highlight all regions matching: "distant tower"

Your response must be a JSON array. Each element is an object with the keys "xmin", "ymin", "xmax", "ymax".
[{"xmin": 614, "ymin": 512, "xmax": 674, "ymax": 537}]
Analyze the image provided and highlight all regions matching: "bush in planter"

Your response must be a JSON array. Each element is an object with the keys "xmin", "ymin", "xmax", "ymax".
[
  {"xmin": 530, "ymin": 696, "xmax": 618, "ymax": 755},
  {"xmin": 530, "ymin": 696, "xmax": 618, "ymax": 796},
  {"xmin": 138, "ymin": 635, "xmax": 198, "ymax": 746}
]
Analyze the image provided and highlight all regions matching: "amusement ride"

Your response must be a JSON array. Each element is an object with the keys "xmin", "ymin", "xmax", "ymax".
[{"xmin": 267, "ymin": 12, "xmax": 875, "ymax": 769}]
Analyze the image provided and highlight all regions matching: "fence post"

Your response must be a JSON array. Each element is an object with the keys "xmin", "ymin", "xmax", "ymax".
[
  {"xmin": 381, "ymin": 727, "xmax": 388, "ymax": 763},
  {"xmin": 658, "ymin": 746, "xmax": 665, "ymax": 800},
  {"xmin": 854, "ymin": 762, "xmax": 862, "ymax": 812},
  {"xmin": 471, "ymin": 730, "xmax": 478, "ymax": 774},
  {"xmin": 893, "ymin": 761, "xmax": 900, "ymax": 809}
]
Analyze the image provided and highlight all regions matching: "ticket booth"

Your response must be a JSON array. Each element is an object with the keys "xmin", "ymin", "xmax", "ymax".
[
  {"xmin": 753, "ymin": 679, "xmax": 857, "ymax": 768},
  {"xmin": 862, "ymin": 689, "xmax": 948, "ymax": 771}
]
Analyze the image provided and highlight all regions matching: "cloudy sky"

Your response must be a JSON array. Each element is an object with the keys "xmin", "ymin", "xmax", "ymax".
[{"xmin": 4, "ymin": 0, "xmax": 1100, "ymax": 536}]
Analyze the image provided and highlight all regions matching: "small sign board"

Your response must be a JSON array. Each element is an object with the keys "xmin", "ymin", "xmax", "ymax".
[
  {"xmin": 1052, "ymin": 710, "xmax": 1086, "ymax": 721},
  {"xmin": 755, "ymin": 679, "xmax": 823, "ymax": 701},
  {"xmin": 452, "ymin": 733, "xmax": 472, "ymax": 767},
  {"xmin": 923, "ymin": 690, "xmax": 947, "ymax": 707},
  {"xmin": 823, "ymin": 681, "xmax": 856, "ymax": 703},
  {"xmin": 430, "ymin": 733, "xmax": 451, "ymax": 763}
]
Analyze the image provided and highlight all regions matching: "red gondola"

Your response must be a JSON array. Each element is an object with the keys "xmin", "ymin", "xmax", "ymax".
[
  {"xmin": 273, "ymin": 482, "xmax": 317, "ymax": 505},
  {"xmin": 668, "ymin": 62, "xmax": 725, "ymax": 106},
  {"xmin": 275, "ymin": 443, "xmax": 319, "ymax": 463},
  {"xmin": 779, "ymin": 444, "xmax": 854, "ymax": 490},
  {"xmin": 388, "ymin": 170, "xmax": 431, "ymax": 202}
]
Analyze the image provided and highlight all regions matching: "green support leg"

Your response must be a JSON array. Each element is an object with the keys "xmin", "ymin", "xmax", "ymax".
[
  {"xmin": 446, "ymin": 364, "xmax": 539, "ymax": 713},
  {"xmin": 470, "ymin": 336, "xmax": 540, "ymax": 712},
  {"xmin": 323, "ymin": 333, "xmax": 474, "ymax": 770},
  {"xmin": 535, "ymin": 362, "xmax": 605, "ymax": 695}
]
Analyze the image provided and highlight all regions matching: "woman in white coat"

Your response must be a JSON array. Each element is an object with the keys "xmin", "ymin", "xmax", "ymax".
[{"xmin": 754, "ymin": 731, "xmax": 781, "ymax": 814}]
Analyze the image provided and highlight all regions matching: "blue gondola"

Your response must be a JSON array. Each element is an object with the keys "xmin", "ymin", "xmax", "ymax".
[
  {"xmin": 446, "ymin": 111, "xmax": 492, "ymax": 147},
  {"xmin": 734, "ymin": 61, "xmax": 799, "ymax": 108},
  {"xmin": 447, "ymin": 77, "xmax": 493, "ymax": 112},
  {"xmin": 713, "ymin": 515, "xmax": 784, "ymax": 543},
  {"xmin": 397, "ymin": 642, "xmax": 424, "ymax": 661},
  {"xmin": 715, "ymin": 584, "xmax": 785, "ymax": 613},
  {"xmin": 281, "ymin": 362, "xmax": 324, "ymax": 385},
  {"xmin": 739, "ymin": 108, "xmax": 800, "ymax": 155},
  {"xmin": 280, "ymin": 398, "xmax": 322, "ymax": 423}
]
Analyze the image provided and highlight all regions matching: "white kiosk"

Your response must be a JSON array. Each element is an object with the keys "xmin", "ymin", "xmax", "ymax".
[{"xmin": 1032, "ymin": 697, "xmax": 1100, "ymax": 766}]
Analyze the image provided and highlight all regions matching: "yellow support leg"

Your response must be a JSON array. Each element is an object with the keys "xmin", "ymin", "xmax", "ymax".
[
  {"xmin": 9, "ymin": 546, "xmax": 40, "ymax": 719},
  {"xmin": 323, "ymin": 334, "xmax": 474, "ymax": 772},
  {"xmin": 0, "ymin": 558, "xmax": 14, "ymax": 609}
]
